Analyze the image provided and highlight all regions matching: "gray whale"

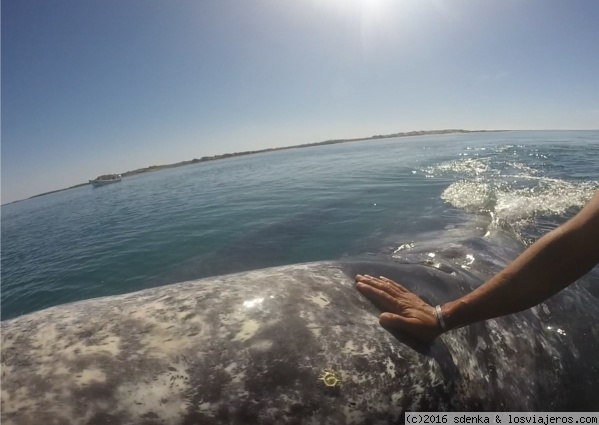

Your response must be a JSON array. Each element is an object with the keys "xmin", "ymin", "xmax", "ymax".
[{"xmin": 2, "ymin": 260, "xmax": 598, "ymax": 424}]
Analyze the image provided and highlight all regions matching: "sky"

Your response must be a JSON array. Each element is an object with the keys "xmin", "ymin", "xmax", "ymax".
[{"xmin": 2, "ymin": 0, "xmax": 599, "ymax": 204}]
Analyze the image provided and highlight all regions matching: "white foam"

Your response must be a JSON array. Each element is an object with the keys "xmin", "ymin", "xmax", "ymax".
[
  {"xmin": 422, "ymin": 158, "xmax": 493, "ymax": 178},
  {"xmin": 428, "ymin": 154, "xmax": 598, "ymax": 234},
  {"xmin": 441, "ymin": 181, "xmax": 493, "ymax": 213}
]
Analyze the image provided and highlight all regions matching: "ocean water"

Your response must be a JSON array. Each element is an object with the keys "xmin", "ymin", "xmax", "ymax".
[{"xmin": 2, "ymin": 130, "xmax": 598, "ymax": 321}]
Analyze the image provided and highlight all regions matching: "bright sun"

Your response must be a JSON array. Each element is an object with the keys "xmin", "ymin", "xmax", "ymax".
[{"xmin": 312, "ymin": 0, "xmax": 399, "ymax": 49}]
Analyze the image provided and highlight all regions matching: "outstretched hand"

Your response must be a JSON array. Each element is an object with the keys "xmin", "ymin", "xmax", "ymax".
[{"xmin": 355, "ymin": 274, "xmax": 443, "ymax": 342}]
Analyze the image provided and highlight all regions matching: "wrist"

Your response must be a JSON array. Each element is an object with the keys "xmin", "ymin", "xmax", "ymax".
[{"xmin": 440, "ymin": 299, "xmax": 467, "ymax": 331}]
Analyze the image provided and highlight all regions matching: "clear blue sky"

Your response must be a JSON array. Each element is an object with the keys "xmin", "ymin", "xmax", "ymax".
[{"xmin": 2, "ymin": 0, "xmax": 599, "ymax": 203}]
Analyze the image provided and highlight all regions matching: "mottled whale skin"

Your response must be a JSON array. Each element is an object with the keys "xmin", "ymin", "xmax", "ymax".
[{"xmin": 2, "ymin": 261, "xmax": 598, "ymax": 424}]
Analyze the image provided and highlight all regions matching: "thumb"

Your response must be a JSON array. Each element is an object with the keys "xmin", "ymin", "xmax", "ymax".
[{"xmin": 379, "ymin": 312, "xmax": 440, "ymax": 342}]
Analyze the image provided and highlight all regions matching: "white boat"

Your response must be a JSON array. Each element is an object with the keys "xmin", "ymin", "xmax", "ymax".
[{"xmin": 89, "ymin": 174, "xmax": 122, "ymax": 187}]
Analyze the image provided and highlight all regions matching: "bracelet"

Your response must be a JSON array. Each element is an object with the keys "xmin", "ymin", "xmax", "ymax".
[{"xmin": 435, "ymin": 305, "xmax": 447, "ymax": 331}]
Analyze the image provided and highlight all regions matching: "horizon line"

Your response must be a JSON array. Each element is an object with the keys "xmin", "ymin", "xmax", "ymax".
[{"xmin": 3, "ymin": 128, "xmax": 598, "ymax": 206}]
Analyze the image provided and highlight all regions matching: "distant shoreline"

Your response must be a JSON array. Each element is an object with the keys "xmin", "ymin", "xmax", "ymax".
[{"xmin": 3, "ymin": 129, "xmax": 502, "ymax": 206}]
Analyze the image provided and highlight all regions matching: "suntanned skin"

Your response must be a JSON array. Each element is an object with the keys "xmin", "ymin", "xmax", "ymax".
[{"xmin": 356, "ymin": 190, "xmax": 599, "ymax": 342}]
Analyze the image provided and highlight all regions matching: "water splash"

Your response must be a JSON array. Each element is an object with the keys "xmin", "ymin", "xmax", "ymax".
[{"xmin": 421, "ymin": 146, "xmax": 598, "ymax": 241}]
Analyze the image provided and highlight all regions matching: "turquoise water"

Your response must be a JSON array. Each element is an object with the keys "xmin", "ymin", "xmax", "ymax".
[{"xmin": 2, "ymin": 131, "xmax": 598, "ymax": 320}]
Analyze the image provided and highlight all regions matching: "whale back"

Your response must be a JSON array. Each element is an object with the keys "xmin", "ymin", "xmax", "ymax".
[{"xmin": 2, "ymin": 261, "xmax": 598, "ymax": 424}]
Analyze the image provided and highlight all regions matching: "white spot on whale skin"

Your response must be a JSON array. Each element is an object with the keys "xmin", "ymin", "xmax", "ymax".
[
  {"xmin": 342, "ymin": 340, "xmax": 377, "ymax": 356},
  {"xmin": 409, "ymin": 386, "xmax": 425, "ymax": 411},
  {"xmin": 343, "ymin": 340, "xmax": 357, "ymax": 355},
  {"xmin": 199, "ymin": 402, "xmax": 214, "ymax": 412},
  {"xmin": 224, "ymin": 363, "xmax": 247, "ymax": 385},
  {"xmin": 75, "ymin": 369, "xmax": 107, "ymax": 385},
  {"xmin": 1, "ymin": 387, "xmax": 38, "ymax": 415},
  {"xmin": 308, "ymin": 324, "xmax": 322, "ymax": 338},
  {"xmin": 233, "ymin": 319, "xmax": 260, "ymax": 342},
  {"xmin": 384, "ymin": 357, "xmax": 396, "ymax": 378},
  {"xmin": 475, "ymin": 336, "xmax": 488, "ymax": 352},
  {"xmin": 250, "ymin": 340, "xmax": 273, "ymax": 351},
  {"xmin": 391, "ymin": 390, "xmax": 405, "ymax": 404},
  {"xmin": 412, "ymin": 384, "xmax": 425, "ymax": 394},
  {"xmin": 308, "ymin": 293, "xmax": 330, "ymax": 308},
  {"xmin": 243, "ymin": 297, "xmax": 264, "ymax": 309},
  {"xmin": 348, "ymin": 373, "xmax": 370, "ymax": 384},
  {"xmin": 116, "ymin": 368, "xmax": 190, "ymax": 423}
]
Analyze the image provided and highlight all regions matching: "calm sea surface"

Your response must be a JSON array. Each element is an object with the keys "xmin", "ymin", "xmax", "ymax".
[{"xmin": 2, "ymin": 131, "xmax": 598, "ymax": 320}]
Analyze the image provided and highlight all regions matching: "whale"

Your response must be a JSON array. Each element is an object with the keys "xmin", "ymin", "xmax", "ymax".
[{"xmin": 2, "ymin": 259, "xmax": 599, "ymax": 424}]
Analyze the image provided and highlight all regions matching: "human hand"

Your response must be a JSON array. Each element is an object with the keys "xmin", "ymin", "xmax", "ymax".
[{"xmin": 355, "ymin": 274, "xmax": 443, "ymax": 342}]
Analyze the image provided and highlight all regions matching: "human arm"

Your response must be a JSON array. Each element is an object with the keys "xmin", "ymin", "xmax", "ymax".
[{"xmin": 356, "ymin": 190, "xmax": 599, "ymax": 341}]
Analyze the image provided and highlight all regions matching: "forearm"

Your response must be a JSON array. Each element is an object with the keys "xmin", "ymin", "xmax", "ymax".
[{"xmin": 442, "ymin": 192, "xmax": 599, "ymax": 330}]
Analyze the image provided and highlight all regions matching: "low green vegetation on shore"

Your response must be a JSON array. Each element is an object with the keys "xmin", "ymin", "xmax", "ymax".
[{"xmin": 10, "ymin": 129, "xmax": 496, "ymax": 204}]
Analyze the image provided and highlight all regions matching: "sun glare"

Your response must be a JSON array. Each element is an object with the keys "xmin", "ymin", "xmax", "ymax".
[
  {"xmin": 313, "ymin": 0, "xmax": 391, "ymax": 23},
  {"xmin": 311, "ymin": 0, "xmax": 408, "ymax": 50}
]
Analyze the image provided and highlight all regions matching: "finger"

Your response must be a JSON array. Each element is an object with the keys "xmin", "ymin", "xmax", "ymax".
[
  {"xmin": 367, "ymin": 278, "xmax": 404, "ymax": 298},
  {"xmin": 379, "ymin": 276, "xmax": 410, "ymax": 293},
  {"xmin": 356, "ymin": 275, "xmax": 403, "ymax": 298},
  {"xmin": 356, "ymin": 274, "xmax": 377, "ymax": 282},
  {"xmin": 356, "ymin": 283, "xmax": 402, "ymax": 313},
  {"xmin": 380, "ymin": 312, "xmax": 412, "ymax": 329}
]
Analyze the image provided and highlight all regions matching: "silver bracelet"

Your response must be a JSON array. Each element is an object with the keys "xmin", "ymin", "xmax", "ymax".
[{"xmin": 435, "ymin": 305, "xmax": 447, "ymax": 331}]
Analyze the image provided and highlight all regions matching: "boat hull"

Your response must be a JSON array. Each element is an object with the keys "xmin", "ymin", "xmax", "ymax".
[{"xmin": 89, "ymin": 178, "xmax": 121, "ymax": 187}]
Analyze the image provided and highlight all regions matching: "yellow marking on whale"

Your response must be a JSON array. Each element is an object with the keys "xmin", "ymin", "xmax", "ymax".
[{"xmin": 318, "ymin": 369, "xmax": 342, "ymax": 388}]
